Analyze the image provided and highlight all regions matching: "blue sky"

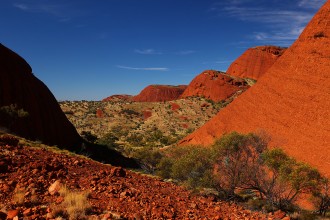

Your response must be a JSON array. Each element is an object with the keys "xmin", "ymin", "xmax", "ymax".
[{"xmin": 1, "ymin": 0, "xmax": 326, "ymax": 100}]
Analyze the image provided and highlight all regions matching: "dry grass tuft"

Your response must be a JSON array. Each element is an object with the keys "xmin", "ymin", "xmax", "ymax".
[
  {"xmin": 52, "ymin": 186, "xmax": 92, "ymax": 220},
  {"xmin": 12, "ymin": 188, "xmax": 26, "ymax": 205}
]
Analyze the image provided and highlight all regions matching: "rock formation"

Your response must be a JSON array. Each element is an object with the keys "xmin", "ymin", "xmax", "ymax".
[
  {"xmin": 180, "ymin": 2, "xmax": 330, "ymax": 176},
  {"xmin": 227, "ymin": 46, "xmax": 286, "ymax": 80},
  {"xmin": 0, "ymin": 44, "xmax": 81, "ymax": 149},
  {"xmin": 133, "ymin": 85, "xmax": 187, "ymax": 102},
  {"xmin": 180, "ymin": 70, "xmax": 249, "ymax": 102},
  {"xmin": 102, "ymin": 94, "xmax": 133, "ymax": 102}
]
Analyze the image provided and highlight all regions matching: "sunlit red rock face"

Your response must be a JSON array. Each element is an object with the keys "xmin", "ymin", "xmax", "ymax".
[
  {"xmin": 0, "ymin": 44, "xmax": 81, "ymax": 149},
  {"xmin": 180, "ymin": 2, "xmax": 330, "ymax": 176},
  {"xmin": 133, "ymin": 85, "xmax": 187, "ymax": 102},
  {"xmin": 102, "ymin": 94, "xmax": 133, "ymax": 102},
  {"xmin": 227, "ymin": 46, "xmax": 286, "ymax": 80},
  {"xmin": 180, "ymin": 70, "xmax": 249, "ymax": 102}
]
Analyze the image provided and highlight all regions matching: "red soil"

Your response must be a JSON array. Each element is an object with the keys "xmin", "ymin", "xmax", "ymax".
[
  {"xmin": 133, "ymin": 85, "xmax": 187, "ymax": 102},
  {"xmin": 0, "ymin": 44, "xmax": 81, "ymax": 149},
  {"xmin": 96, "ymin": 109, "xmax": 104, "ymax": 118},
  {"xmin": 179, "ymin": 2, "xmax": 330, "ymax": 177},
  {"xmin": 227, "ymin": 46, "xmax": 286, "ymax": 80},
  {"xmin": 0, "ymin": 136, "xmax": 271, "ymax": 219},
  {"xmin": 180, "ymin": 70, "xmax": 249, "ymax": 102}
]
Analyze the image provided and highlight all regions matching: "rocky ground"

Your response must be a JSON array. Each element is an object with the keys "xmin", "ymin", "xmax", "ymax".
[{"xmin": 0, "ymin": 135, "xmax": 290, "ymax": 220}]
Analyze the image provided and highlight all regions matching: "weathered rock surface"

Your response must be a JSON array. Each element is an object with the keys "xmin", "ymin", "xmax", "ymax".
[
  {"xmin": 180, "ymin": 70, "xmax": 249, "ymax": 102},
  {"xmin": 180, "ymin": 2, "xmax": 330, "ymax": 176},
  {"xmin": 133, "ymin": 85, "xmax": 187, "ymax": 102},
  {"xmin": 0, "ymin": 44, "xmax": 81, "ymax": 149},
  {"xmin": 227, "ymin": 46, "xmax": 286, "ymax": 80},
  {"xmin": 0, "ymin": 136, "xmax": 270, "ymax": 219}
]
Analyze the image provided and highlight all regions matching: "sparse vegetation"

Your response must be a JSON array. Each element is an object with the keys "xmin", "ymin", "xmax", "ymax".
[{"xmin": 151, "ymin": 131, "xmax": 329, "ymax": 216}]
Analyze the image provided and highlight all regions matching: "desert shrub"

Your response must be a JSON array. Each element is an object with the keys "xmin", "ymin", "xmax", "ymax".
[
  {"xmin": 0, "ymin": 104, "xmax": 29, "ymax": 129},
  {"xmin": 132, "ymin": 147, "xmax": 163, "ymax": 173},
  {"xmin": 81, "ymin": 131, "xmax": 97, "ymax": 143},
  {"xmin": 96, "ymin": 132, "xmax": 118, "ymax": 149},
  {"xmin": 156, "ymin": 146, "xmax": 215, "ymax": 189},
  {"xmin": 259, "ymin": 148, "xmax": 321, "ymax": 211},
  {"xmin": 312, "ymin": 178, "xmax": 330, "ymax": 216}
]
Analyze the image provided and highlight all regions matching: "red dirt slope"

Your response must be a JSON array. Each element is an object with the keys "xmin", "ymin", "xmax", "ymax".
[
  {"xmin": 0, "ymin": 44, "xmax": 81, "ymax": 149},
  {"xmin": 180, "ymin": 70, "xmax": 249, "ymax": 102},
  {"xmin": 133, "ymin": 85, "xmax": 187, "ymax": 102},
  {"xmin": 180, "ymin": 2, "xmax": 330, "ymax": 176},
  {"xmin": 0, "ymin": 136, "xmax": 272, "ymax": 219},
  {"xmin": 227, "ymin": 46, "xmax": 286, "ymax": 80}
]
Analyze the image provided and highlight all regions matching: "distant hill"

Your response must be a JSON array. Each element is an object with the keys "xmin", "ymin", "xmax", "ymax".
[{"xmin": 133, "ymin": 85, "xmax": 187, "ymax": 102}]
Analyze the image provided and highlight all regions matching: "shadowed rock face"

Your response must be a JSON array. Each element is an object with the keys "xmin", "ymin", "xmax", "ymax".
[
  {"xmin": 0, "ymin": 44, "xmax": 81, "ymax": 149},
  {"xmin": 180, "ymin": 70, "xmax": 249, "ymax": 102},
  {"xmin": 133, "ymin": 85, "xmax": 187, "ymax": 102},
  {"xmin": 227, "ymin": 46, "xmax": 286, "ymax": 80},
  {"xmin": 180, "ymin": 2, "xmax": 330, "ymax": 176}
]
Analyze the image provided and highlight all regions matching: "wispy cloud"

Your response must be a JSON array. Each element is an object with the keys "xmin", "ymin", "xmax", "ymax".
[
  {"xmin": 211, "ymin": 0, "xmax": 326, "ymax": 45},
  {"xmin": 134, "ymin": 49, "xmax": 163, "ymax": 55},
  {"xmin": 298, "ymin": 0, "xmax": 325, "ymax": 9},
  {"xmin": 117, "ymin": 65, "xmax": 169, "ymax": 71},
  {"xmin": 13, "ymin": 1, "xmax": 77, "ymax": 21},
  {"xmin": 175, "ymin": 50, "xmax": 196, "ymax": 55}
]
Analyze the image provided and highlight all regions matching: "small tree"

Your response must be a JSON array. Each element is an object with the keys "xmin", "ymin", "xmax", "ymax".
[
  {"xmin": 211, "ymin": 132, "xmax": 267, "ymax": 198},
  {"xmin": 313, "ymin": 178, "xmax": 330, "ymax": 216}
]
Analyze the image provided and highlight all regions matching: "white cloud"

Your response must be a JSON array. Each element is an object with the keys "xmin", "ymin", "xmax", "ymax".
[
  {"xmin": 134, "ymin": 49, "xmax": 162, "ymax": 55},
  {"xmin": 117, "ymin": 65, "xmax": 169, "ymax": 71}
]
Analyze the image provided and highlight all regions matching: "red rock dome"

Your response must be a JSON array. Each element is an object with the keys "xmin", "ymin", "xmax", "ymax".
[
  {"xmin": 180, "ymin": 70, "xmax": 249, "ymax": 102},
  {"xmin": 133, "ymin": 85, "xmax": 187, "ymax": 102},
  {"xmin": 179, "ymin": 2, "xmax": 330, "ymax": 176},
  {"xmin": 227, "ymin": 46, "xmax": 286, "ymax": 80}
]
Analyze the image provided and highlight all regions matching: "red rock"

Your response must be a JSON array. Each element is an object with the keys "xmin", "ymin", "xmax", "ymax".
[
  {"xmin": 227, "ymin": 46, "xmax": 286, "ymax": 80},
  {"xmin": 110, "ymin": 167, "xmax": 126, "ymax": 177},
  {"xmin": 179, "ymin": 2, "xmax": 330, "ymax": 176},
  {"xmin": 102, "ymin": 94, "xmax": 133, "ymax": 102},
  {"xmin": 142, "ymin": 110, "xmax": 152, "ymax": 120},
  {"xmin": 171, "ymin": 103, "xmax": 180, "ymax": 111},
  {"xmin": 96, "ymin": 109, "xmax": 104, "ymax": 118},
  {"xmin": 133, "ymin": 85, "xmax": 187, "ymax": 102},
  {"xmin": 48, "ymin": 180, "xmax": 61, "ymax": 195},
  {"xmin": 22, "ymin": 208, "xmax": 32, "ymax": 216},
  {"xmin": 273, "ymin": 210, "xmax": 286, "ymax": 219},
  {"xmin": 6, "ymin": 210, "xmax": 19, "ymax": 219},
  {"xmin": 180, "ymin": 70, "xmax": 249, "ymax": 102},
  {"xmin": 0, "ymin": 44, "xmax": 81, "ymax": 149}
]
